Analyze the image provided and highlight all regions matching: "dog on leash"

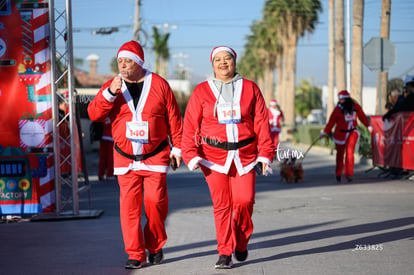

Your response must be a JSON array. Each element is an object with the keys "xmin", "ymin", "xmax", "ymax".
[{"xmin": 279, "ymin": 155, "xmax": 304, "ymax": 183}]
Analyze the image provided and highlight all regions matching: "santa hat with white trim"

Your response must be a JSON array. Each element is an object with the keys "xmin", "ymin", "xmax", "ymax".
[
  {"xmin": 270, "ymin": 99, "xmax": 278, "ymax": 106},
  {"xmin": 210, "ymin": 46, "xmax": 237, "ymax": 63},
  {"xmin": 338, "ymin": 90, "xmax": 350, "ymax": 99},
  {"xmin": 117, "ymin": 41, "xmax": 145, "ymax": 67}
]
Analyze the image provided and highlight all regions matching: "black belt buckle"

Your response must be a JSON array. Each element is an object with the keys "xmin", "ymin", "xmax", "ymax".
[{"xmin": 226, "ymin": 142, "xmax": 237, "ymax": 150}]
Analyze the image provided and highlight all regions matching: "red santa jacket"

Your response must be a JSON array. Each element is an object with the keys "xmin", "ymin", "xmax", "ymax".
[
  {"xmin": 323, "ymin": 102, "xmax": 369, "ymax": 145},
  {"xmin": 88, "ymin": 70, "xmax": 183, "ymax": 174},
  {"xmin": 182, "ymin": 78, "xmax": 274, "ymax": 175},
  {"xmin": 268, "ymin": 108, "xmax": 284, "ymax": 133}
]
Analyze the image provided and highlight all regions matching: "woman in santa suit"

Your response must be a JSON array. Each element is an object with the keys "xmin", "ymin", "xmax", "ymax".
[
  {"xmin": 182, "ymin": 46, "xmax": 274, "ymax": 269},
  {"xmin": 88, "ymin": 41, "xmax": 183, "ymax": 269},
  {"xmin": 320, "ymin": 90, "xmax": 371, "ymax": 183},
  {"xmin": 268, "ymin": 99, "xmax": 285, "ymax": 148}
]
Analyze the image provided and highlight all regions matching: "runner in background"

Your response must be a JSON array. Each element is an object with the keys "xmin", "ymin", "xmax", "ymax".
[{"xmin": 268, "ymin": 99, "xmax": 284, "ymax": 149}]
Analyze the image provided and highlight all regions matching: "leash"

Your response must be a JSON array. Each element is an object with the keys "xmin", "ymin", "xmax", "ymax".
[{"xmin": 303, "ymin": 135, "xmax": 323, "ymax": 158}]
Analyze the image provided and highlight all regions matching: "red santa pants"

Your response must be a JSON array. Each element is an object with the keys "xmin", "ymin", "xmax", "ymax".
[
  {"xmin": 335, "ymin": 131, "xmax": 359, "ymax": 177},
  {"xmin": 201, "ymin": 163, "xmax": 256, "ymax": 256},
  {"xmin": 117, "ymin": 170, "xmax": 168, "ymax": 261},
  {"xmin": 270, "ymin": 131, "xmax": 280, "ymax": 148},
  {"xmin": 98, "ymin": 140, "xmax": 114, "ymax": 178}
]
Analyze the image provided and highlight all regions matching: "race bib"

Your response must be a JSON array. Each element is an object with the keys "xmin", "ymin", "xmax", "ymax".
[
  {"xmin": 344, "ymin": 112, "xmax": 356, "ymax": 122},
  {"xmin": 126, "ymin": 121, "xmax": 149, "ymax": 143},
  {"xmin": 217, "ymin": 103, "xmax": 241, "ymax": 124}
]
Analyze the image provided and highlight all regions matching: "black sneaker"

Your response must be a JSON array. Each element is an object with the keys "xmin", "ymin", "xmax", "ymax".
[
  {"xmin": 346, "ymin": 176, "xmax": 353, "ymax": 182},
  {"xmin": 149, "ymin": 250, "xmax": 163, "ymax": 265},
  {"xmin": 234, "ymin": 249, "xmax": 248, "ymax": 262},
  {"xmin": 215, "ymin": 255, "xmax": 232, "ymax": 269},
  {"xmin": 125, "ymin": 259, "xmax": 144, "ymax": 269},
  {"xmin": 336, "ymin": 176, "xmax": 341, "ymax": 183}
]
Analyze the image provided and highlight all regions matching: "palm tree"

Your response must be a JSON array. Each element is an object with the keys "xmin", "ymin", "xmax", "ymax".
[
  {"xmin": 238, "ymin": 34, "xmax": 264, "ymax": 85},
  {"xmin": 379, "ymin": 0, "xmax": 391, "ymax": 114},
  {"xmin": 239, "ymin": 20, "xmax": 278, "ymax": 102},
  {"xmin": 263, "ymin": 0, "xmax": 322, "ymax": 128},
  {"xmin": 152, "ymin": 26, "xmax": 170, "ymax": 78},
  {"xmin": 327, "ymin": 0, "xmax": 335, "ymax": 118},
  {"xmin": 351, "ymin": 0, "xmax": 364, "ymax": 105},
  {"xmin": 335, "ymin": 0, "xmax": 346, "ymax": 92}
]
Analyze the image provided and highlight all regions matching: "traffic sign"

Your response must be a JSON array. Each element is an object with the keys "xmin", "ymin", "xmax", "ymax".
[{"xmin": 363, "ymin": 37, "xmax": 396, "ymax": 72}]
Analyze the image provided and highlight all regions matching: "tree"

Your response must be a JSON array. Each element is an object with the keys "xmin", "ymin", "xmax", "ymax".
[
  {"xmin": 295, "ymin": 79, "xmax": 323, "ymax": 119},
  {"xmin": 378, "ymin": 0, "xmax": 391, "ymax": 114},
  {"xmin": 335, "ymin": 0, "xmax": 346, "ymax": 92},
  {"xmin": 152, "ymin": 26, "xmax": 170, "ymax": 78},
  {"xmin": 351, "ymin": 0, "xmax": 364, "ymax": 105},
  {"xmin": 327, "ymin": 0, "xmax": 335, "ymax": 119},
  {"xmin": 263, "ymin": 0, "xmax": 322, "ymax": 128}
]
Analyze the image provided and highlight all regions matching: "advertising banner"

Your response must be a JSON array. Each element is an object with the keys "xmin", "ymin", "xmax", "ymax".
[
  {"xmin": 0, "ymin": 0, "xmax": 54, "ymax": 214},
  {"xmin": 371, "ymin": 113, "xmax": 414, "ymax": 170}
]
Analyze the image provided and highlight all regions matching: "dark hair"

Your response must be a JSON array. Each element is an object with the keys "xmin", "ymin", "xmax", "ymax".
[{"xmin": 339, "ymin": 98, "xmax": 355, "ymax": 114}]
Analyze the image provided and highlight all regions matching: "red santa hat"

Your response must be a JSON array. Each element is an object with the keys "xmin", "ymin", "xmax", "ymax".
[
  {"xmin": 117, "ymin": 41, "xmax": 145, "ymax": 67},
  {"xmin": 210, "ymin": 46, "xmax": 237, "ymax": 62},
  {"xmin": 270, "ymin": 99, "xmax": 278, "ymax": 106},
  {"xmin": 338, "ymin": 90, "xmax": 350, "ymax": 99}
]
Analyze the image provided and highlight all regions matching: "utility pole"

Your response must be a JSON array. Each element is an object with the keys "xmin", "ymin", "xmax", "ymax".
[
  {"xmin": 133, "ymin": 0, "xmax": 141, "ymax": 41},
  {"xmin": 378, "ymin": 0, "xmax": 391, "ymax": 115}
]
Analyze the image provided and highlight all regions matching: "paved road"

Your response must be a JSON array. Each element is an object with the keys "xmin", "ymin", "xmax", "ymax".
[{"xmin": 1, "ymin": 143, "xmax": 413, "ymax": 275}]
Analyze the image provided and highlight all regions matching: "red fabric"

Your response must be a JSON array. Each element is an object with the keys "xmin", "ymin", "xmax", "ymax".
[
  {"xmin": 338, "ymin": 90, "xmax": 350, "ymax": 99},
  {"xmin": 59, "ymin": 117, "xmax": 71, "ymax": 174},
  {"xmin": 88, "ymin": 71, "xmax": 182, "ymax": 261},
  {"xmin": 117, "ymin": 170, "xmax": 168, "ymax": 261},
  {"xmin": 98, "ymin": 118, "xmax": 114, "ymax": 178},
  {"xmin": 201, "ymin": 163, "xmax": 255, "ymax": 255},
  {"xmin": 88, "ymin": 72, "xmax": 183, "ymax": 172},
  {"xmin": 324, "ymin": 102, "xmax": 370, "ymax": 145},
  {"xmin": 117, "ymin": 41, "xmax": 144, "ymax": 62},
  {"xmin": 268, "ymin": 108, "xmax": 284, "ymax": 133},
  {"xmin": 335, "ymin": 131, "xmax": 359, "ymax": 177},
  {"xmin": 270, "ymin": 131, "xmax": 279, "ymax": 148},
  {"xmin": 98, "ymin": 140, "xmax": 114, "ymax": 178},
  {"xmin": 182, "ymin": 79, "xmax": 274, "ymax": 171},
  {"xmin": 371, "ymin": 113, "xmax": 414, "ymax": 170}
]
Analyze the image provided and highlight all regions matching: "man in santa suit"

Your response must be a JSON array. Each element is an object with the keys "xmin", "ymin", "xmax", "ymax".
[
  {"xmin": 320, "ymin": 90, "xmax": 371, "ymax": 183},
  {"xmin": 88, "ymin": 41, "xmax": 183, "ymax": 269},
  {"xmin": 268, "ymin": 99, "xmax": 285, "ymax": 148},
  {"xmin": 98, "ymin": 117, "xmax": 114, "ymax": 181},
  {"xmin": 182, "ymin": 46, "xmax": 274, "ymax": 269}
]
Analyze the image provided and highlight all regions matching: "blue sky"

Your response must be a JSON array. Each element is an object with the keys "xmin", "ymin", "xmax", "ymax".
[{"xmin": 61, "ymin": 0, "xmax": 414, "ymax": 87}]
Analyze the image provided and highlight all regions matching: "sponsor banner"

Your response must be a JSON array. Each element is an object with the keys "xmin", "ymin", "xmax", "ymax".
[
  {"xmin": 371, "ymin": 113, "xmax": 414, "ymax": 170},
  {"xmin": 0, "ymin": 0, "xmax": 52, "ymax": 214}
]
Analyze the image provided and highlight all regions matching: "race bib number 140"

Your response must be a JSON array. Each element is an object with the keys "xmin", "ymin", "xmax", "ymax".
[{"xmin": 126, "ymin": 121, "xmax": 149, "ymax": 143}]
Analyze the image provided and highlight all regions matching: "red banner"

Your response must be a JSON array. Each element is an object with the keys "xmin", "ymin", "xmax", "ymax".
[
  {"xmin": 0, "ymin": 0, "xmax": 53, "ymax": 214},
  {"xmin": 371, "ymin": 113, "xmax": 414, "ymax": 170}
]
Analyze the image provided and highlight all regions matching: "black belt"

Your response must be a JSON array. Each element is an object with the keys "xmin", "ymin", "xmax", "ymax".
[
  {"xmin": 202, "ymin": 136, "xmax": 255, "ymax": 151},
  {"xmin": 114, "ymin": 139, "xmax": 169, "ymax": 161},
  {"xmin": 340, "ymin": 127, "xmax": 356, "ymax": 133}
]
